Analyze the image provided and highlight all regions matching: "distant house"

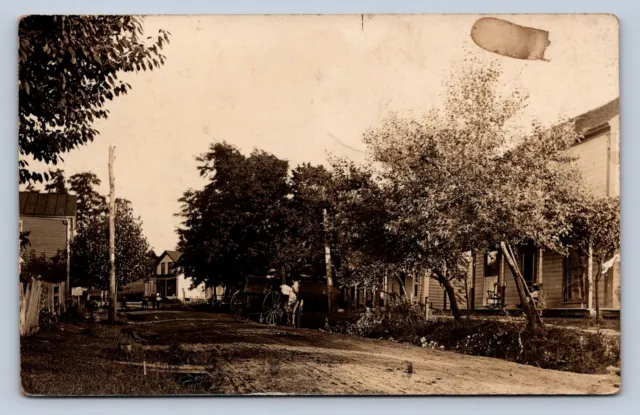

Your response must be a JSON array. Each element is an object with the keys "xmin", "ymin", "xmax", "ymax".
[
  {"xmin": 367, "ymin": 98, "xmax": 621, "ymax": 316},
  {"xmin": 19, "ymin": 192, "xmax": 77, "ymax": 285},
  {"xmin": 144, "ymin": 250, "xmax": 207, "ymax": 303}
]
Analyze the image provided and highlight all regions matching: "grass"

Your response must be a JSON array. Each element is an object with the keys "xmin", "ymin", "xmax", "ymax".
[{"xmin": 20, "ymin": 322, "xmax": 224, "ymax": 396}]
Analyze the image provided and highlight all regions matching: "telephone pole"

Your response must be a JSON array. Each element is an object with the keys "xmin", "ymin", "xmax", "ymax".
[
  {"xmin": 323, "ymin": 208, "xmax": 333, "ymax": 313},
  {"xmin": 108, "ymin": 146, "xmax": 117, "ymax": 323}
]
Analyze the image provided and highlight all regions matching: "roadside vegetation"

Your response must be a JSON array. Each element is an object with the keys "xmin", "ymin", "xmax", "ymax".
[{"xmin": 323, "ymin": 304, "xmax": 620, "ymax": 375}]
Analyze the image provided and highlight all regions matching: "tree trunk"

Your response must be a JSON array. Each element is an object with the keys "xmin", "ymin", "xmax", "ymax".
[
  {"xmin": 393, "ymin": 274, "xmax": 410, "ymax": 302},
  {"xmin": 322, "ymin": 209, "xmax": 333, "ymax": 314},
  {"xmin": 108, "ymin": 146, "xmax": 117, "ymax": 324},
  {"xmin": 464, "ymin": 265, "xmax": 471, "ymax": 318},
  {"xmin": 500, "ymin": 242, "xmax": 545, "ymax": 334},
  {"xmin": 595, "ymin": 264, "xmax": 602, "ymax": 325},
  {"xmin": 433, "ymin": 270, "xmax": 461, "ymax": 321}
]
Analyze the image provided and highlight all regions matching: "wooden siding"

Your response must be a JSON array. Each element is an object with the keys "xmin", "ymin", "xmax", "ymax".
[
  {"xmin": 569, "ymin": 129, "xmax": 610, "ymax": 198},
  {"xmin": 473, "ymin": 254, "xmax": 485, "ymax": 308},
  {"xmin": 21, "ymin": 216, "xmax": 68, "ymax": 258},
  {"xmin": 428, "ymin": 278, "xmax": 445, "ymax": 310},
  {"xmin": 156, "ymin": 255, "xmax": 174, "ymax": 275},
  {"xmin": 540, "ymin": 251, "xmax": 568, "ymax": 308},
  {"xmin": 427, "ymin": 271, "xmax": 470, "ymax": 311}
]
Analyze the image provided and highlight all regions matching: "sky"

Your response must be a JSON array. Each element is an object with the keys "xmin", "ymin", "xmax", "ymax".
[{"xmin": 22, "ymin": 14, "xmax": 619, "ymax": 254}]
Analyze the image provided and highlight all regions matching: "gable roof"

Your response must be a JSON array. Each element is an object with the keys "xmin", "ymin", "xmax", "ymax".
[
  {"xmin": 573, "ymin": 97, "xmax": 619, "ymax": 135},
  {"xmin": 159, "ymin": 250, "xmax": 183, "ymax": 263},
  {"xmin": 19, "ymin": 192, "xmax": 77, "ymax": 217}
]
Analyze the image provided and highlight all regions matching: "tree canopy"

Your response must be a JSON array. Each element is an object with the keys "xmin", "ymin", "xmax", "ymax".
[
  {"xmin": 71, "ymin": 198, "xmax": 153, "ymax": 289},
  {"xmin": 19, "ymin": 15, "xmax": 170, "ymax": 184},
  {"xmin": 336, "ymin": 60, "xmax": 588, "ymax": 327},
  {"xmin": 68, "ymin": 172, "xmax": 107, "ymax": 226},
  {"xmin": 177, "ymin": 143, "xmax": 336, "ymax": 289}
]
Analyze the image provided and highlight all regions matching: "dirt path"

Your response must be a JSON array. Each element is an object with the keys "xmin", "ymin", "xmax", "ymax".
[{"xmin": 122, "ymin": 311, "xmax": 619, "ymax": 395}]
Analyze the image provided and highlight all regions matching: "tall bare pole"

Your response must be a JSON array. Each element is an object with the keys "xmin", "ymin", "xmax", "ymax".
[
  {"xmin": 108, "ymin": 146, "xmax": 117, "ymax": 323},
  {"xmin": 323, "ymin": 208, "xmax": 333, "ymax": 313}
]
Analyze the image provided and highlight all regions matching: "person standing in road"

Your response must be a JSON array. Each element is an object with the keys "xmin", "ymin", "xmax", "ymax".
[{"xmin": 281, "ymin": 278, "xmax": 300, "ymax": 327}]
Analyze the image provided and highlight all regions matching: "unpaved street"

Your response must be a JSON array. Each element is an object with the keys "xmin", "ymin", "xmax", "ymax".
[{"xmin": 118, "ymin": 310, "xmax": 618, "ymax": 395}]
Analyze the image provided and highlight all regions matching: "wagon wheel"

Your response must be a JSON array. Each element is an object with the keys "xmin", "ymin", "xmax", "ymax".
[
  {"xmin": 230, "ymin": 290, "xmax": 246, "ymax": 321},
  {"xmin": 295, "ymin": 299, "xmax": 304, "ymax": 328},
  {"xmin": 262, "ymin": 291, "xmax": 283, "ymax": 325}
]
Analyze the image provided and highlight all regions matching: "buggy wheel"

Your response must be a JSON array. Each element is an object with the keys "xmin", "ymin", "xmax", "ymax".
[
  {"xmin": 230, "ymin": 290, "xmax": 246, "ymax": 321},
  {"xmin": 262, "ymin": 291, "xmax": 283, "ymax": 325}
]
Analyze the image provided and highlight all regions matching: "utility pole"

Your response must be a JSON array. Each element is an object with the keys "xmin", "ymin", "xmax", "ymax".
[
  {"xmin": 323, "ymin": 208, "xmax": 333, "ymax": 313},
  {"xmin": 108, "ymin": 146, "xmax": 117, "ymax": 323}
]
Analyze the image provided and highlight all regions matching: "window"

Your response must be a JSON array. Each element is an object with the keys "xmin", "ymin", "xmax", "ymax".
[
  {"xmin": 414, "ymin": 277, "xmax": 419, "ymax": 297},
  {"xmin": 485, "ymin": 251, "xmax": 500, "ymax": 277},
  {"xmin": 167, "ymin": 262, "xmax": 172, "ymax": 274},
  {"xmin": 160, "ymin": 263, "xmax": 165, "ymax": 274},
  {"xmin": 564, "ymin": 249, "xmax": 587, "ymax": 302}
]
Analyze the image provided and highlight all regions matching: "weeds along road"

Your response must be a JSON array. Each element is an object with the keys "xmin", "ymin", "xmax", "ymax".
[{"xmin": 21, "ymin": 310, "xmax": 619, "ymax": 396}]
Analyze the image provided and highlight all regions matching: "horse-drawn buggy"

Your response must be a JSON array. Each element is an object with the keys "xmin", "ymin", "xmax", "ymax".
[{"xmin": 229, "ymin": 274, "xmax": 340, "ymax": 328}]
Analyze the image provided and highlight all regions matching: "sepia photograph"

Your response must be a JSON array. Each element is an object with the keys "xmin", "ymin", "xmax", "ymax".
[{"xmin": 18, "ymin": 14, "xmax": 620, "ymax": 396}]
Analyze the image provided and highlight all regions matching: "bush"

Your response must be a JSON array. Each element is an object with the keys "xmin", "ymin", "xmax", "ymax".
[
  {"xmin": 324, "ymin": 311, "xmax": 619, "ymax": 374},
  {"xmin": 38, "ymin": 309, "xmax": 58, "ymax": 331},
  {"xmin": 324, "ymin": 301, "xmax": 428, "ymax": 341}
]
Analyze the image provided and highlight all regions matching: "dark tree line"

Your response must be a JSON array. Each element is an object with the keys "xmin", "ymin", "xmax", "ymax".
[{"xmin": 176, "ymin": 143, "xmax": 344, "ymax": 291}]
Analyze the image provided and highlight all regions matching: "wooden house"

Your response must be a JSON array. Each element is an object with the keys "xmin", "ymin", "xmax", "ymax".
[
  {"xmin": 144, "ymin": 250, "xmax": 208, "ymax": 303},
  {"xmin": 19, "ymin": 192, "xmax": 77, "ymax": 286}
]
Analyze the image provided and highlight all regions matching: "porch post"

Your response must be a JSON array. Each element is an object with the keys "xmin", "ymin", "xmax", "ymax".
[
  {"xmin": 499, "ymin": 252, "xmax": 506, "ymax": 307},
  {"xmin": 355, "ymin": 283, "xmax": 359, "ymax": 308},
  {"xmin": 537, "ymin": 249, "xmax": 543, "ymax": 284},
  {"xmin": 423, "ymin": 273, "xmax": 430, "ymax": 303},
  {"xmin": 587, "ymin": 244, "xmax": 594, "ymax": 312},
  {"xmin": 382, "ymin": 272, "xmax": 388, "ymax": 307}
]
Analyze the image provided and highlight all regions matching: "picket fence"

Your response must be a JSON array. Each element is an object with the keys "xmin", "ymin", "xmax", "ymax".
[{"xmin": 19, "ymin": 280, "xmax": 66, "ymax": 337}]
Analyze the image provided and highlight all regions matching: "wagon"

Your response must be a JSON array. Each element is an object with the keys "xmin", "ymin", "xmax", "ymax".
[{"xmin": 229, "ymin": 276, "xmax": 340, "ymax": 327}]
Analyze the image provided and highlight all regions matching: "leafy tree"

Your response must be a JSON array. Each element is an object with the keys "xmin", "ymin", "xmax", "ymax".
[
  {"xmin": 68, "ymin": 172, "xmax": 107, "ymax": 226},
  {"xmin": 177, "ymin": 142, "xmax": 292, "ymax": 289},
  {"xmin": 19, "ymin": 15, "xmax": 170, "ymax": 184},
  {"xmin": 286, "ymin": 163, "xmax": 335, "ymax": 278},
  {"xmin": 178, "ymin": 143, "xmax": 343, "ymax": 291},
  {"xmin": 70, "ymin": 199, "xmax": 153, "ymax": 289},
  {"xmin": 358, "ymin": 60, "xmax": 583, "ymax": 330},
  {"xmin": 44, "ymin": 169, "xmax": 67, "ymax": 193},
  {"xmin": 570, "ymin": 196, "xmax": 620, "ymax": 323}
]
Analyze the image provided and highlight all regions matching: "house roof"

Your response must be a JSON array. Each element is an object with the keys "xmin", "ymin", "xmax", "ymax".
[
  {"xmin": 160, "ymin": 250, "xmax": 183, "ymax": 263},
  {"xmin": 19, "ymin": 192, "xmax": 77, "ymax": 217},
  {"xmin": 573, "ymin": 97, "xmax": 619, "ymax": 135}
]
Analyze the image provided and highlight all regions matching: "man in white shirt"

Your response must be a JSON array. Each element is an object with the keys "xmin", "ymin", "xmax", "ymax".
[{"xmin": 281, "ymin": 279, "xmax": 300, "ymax": 327}]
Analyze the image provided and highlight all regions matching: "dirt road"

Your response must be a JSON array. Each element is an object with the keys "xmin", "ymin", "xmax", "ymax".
[{"xmin": 117, "ymin": 310, "xmax": 618, "ymax": 395}]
